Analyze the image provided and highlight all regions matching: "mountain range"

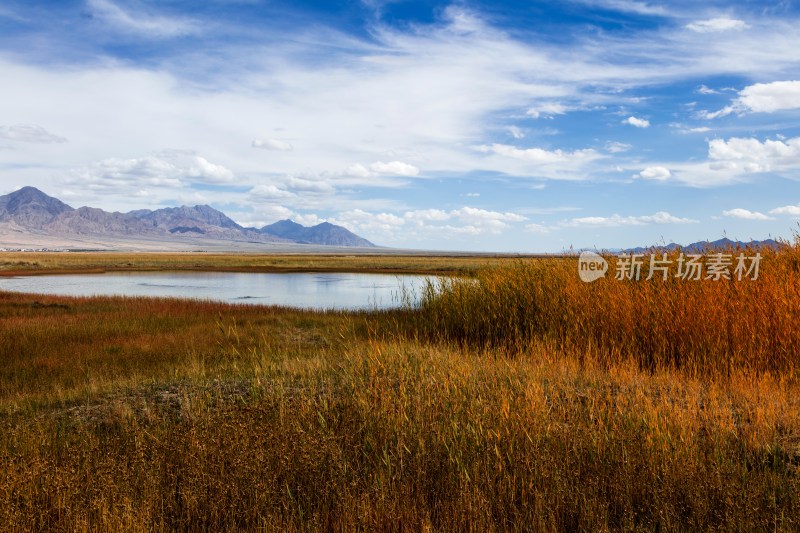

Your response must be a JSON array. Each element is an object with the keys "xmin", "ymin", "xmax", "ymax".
[
  {"xmin": 622, "ymin": 237, "xmax": 784, "ymax": 254},
  {"xmin": 0, "ymin": 187, "xmax": 375, "ymax": 249}
]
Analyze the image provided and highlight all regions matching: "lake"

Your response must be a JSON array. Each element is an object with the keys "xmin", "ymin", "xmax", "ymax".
[{"xmin": 0, "ymin": 271, "xmax": 432, "ymax": 310}]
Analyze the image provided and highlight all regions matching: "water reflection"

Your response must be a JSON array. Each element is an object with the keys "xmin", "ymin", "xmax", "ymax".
[{"xmin": 0, "ymin": 271, "xmax": 431, "ymax": 310}]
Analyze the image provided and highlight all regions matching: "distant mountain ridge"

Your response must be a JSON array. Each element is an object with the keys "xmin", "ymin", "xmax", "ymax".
[
  {"xmin": 623, "ymin": 237, "xmax": 783, "ymax": 254},
  {"xmin": 0, "ymin": 186, "xmax": 74, "ymax": 227},
  {"xmin": 260, "ymin": 219, "xmax": 374, "ymax": 247},
  {"xmin": 0, "ymin": 187, "xmax": 375, "ymax": 248},
  {"xmin": 565, "ymin": 237, "xmax": 785, "ymax": 256}
]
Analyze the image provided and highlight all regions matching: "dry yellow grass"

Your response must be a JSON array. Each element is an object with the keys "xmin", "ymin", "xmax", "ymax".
[
  {"xmin": 0, "ymin": 244, "xmax": 798, "ymax": 531},
  {"xmin": 415, "ymin": 243, "xmax": 800, "ymax": 376},
  {"xmin": 0, "ymin": 251, "xmax": 526, "ymax": 276}
]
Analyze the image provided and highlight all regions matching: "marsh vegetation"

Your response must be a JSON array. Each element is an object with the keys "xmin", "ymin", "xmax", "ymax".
[{"xmin": 1, "ymin": 247, "xmax": 798, "ymax": 531}]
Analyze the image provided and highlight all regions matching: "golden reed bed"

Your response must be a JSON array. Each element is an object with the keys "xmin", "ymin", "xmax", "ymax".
[{"xmin": 1, "ymin": 245, "xmax": 798, "ymax": 531}]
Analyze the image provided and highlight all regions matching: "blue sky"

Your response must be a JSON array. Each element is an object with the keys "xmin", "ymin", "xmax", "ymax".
[{"xmin": 1, "ymin": 0, "xmax": 799, "ymax": 252}]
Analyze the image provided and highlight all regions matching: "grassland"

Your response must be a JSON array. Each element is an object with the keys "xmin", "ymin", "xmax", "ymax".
[
  {"xmin": 0, "ymin": 251, "xmax": 522, "ymax": 276},
  {"xmin": 1, "ymin": 248, "xmax": 798, "ymax": 531}
]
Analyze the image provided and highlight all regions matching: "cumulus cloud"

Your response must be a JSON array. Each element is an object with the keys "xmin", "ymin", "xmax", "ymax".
[
  {"xmin": 342, "ymin": 164, "xmax": 372, "ymax": 179},
  {"xmin": 697, "ymin": 85, "xmax": 719, "ymax": 95},
  {"xmin": 405, "ymin": 208, "xmax": 451, "ymax": 223},
  {"xmin": 736, "ymin": 81, "xmax": 800, "ymax": 113},
  {"xmin": 636, "ymin": 166, "xmax": 671, "ymax": 180},
  {"xmin": 769, "ymin": 204, "xmax": 800, "ymax": 216},
  {"xmin": 252, "ymin": 138, "xmax": 293, "ymax": 151},
  {"xmin": 563, "ymin": 211, "xmax": 697, "ymax": 227},
  {"xmin": 67, "ymin": 153, "xmax": 236, "ymax": 194},
  {"xmin": 250, "ymin": 205, "xmax": 296, "ymax": 225},
  {"xmin": 332, "ymin": 209, "xmax": 406, "ymax": 234},
  {"xmin": 622, "ymin": 116, "xmax": 650, "ymax": 128},
  {"xmin": 400, "ymin": 206, "xmax": 527, "ymax": 232},
  {"xmin": 475, "ymin": 143, "xmax": 600, "ymax": 164},
  {"xmin": 249, "ymin": 184, "xmax": 296, "ymax": 199},
  {"xmin": 187, "ymin": 156, "xmax": 234, "ymax": 183},
  {"xmin": 686, "ymin": 18, "xmax": 749, "ymax": 33},
  {"xmin": 708, "ymin": 136, "xmax": 800, "ymax": 173},
  {"xmin": 69, "ymin": 156, "xmax": 185, "ymax": 193},
  {"xmin": 336, "ymin": 161, "xmax": 419, "ymax": 181},
  {"xmin": 701, "ymin": 81, "xmax": 800, "ymax": 119},
  {"xmin": 653, "ymin": 136, "xmax": 800, "ymax": 187},
  {"xmin": 330, "ymin": 206, "xmax": 529, "ymax": 238},
  {"xmin": 722, "ymin": 208, "xmax": 773, "ymax": 220},
  {"xmin": 0, "ymin": 124, "xmax": 67, "ymax": 143},
  {"xmin": 452, "ymin": 206, "xmax": 527, "ymax": 224},
  {"xmin": 369, "ymin": 161, "xmax": 420, "ymax": 176},
  {"xmin": 286, "ymin": 177, "xmax": 335, "ymax": 193}
]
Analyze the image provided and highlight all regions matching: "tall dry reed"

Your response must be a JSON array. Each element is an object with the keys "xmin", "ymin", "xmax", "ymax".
[{"xmin": 415, "ymin": 242, "xmax": 800, "ymax": 376}]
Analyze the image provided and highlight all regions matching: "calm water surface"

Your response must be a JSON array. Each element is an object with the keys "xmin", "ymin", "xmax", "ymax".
[{"xmin": 0, "ymin": 271, "xmax": 432, "ymax": 310}]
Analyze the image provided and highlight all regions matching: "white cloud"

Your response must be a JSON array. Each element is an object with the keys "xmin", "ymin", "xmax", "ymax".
[
  {"xmin": 570, "ymin": 0, "xmax": 667, "ymax": 16},
  {"xmin": 252, "ymin": 138, "xmax": 293, "ymax": 151},
  {"xmin": 66, "ymin": 153, "xmax": 236, "ymax": 194},
  {"xmin": 69, "ymin": 156, "xmax": 184, "ymax": 193},
  {"xmin": 525, "ymin": 222, "xmax": 551, "ymax": 234},
  {"xmin": 636, "ymin": 166, "xmax": 671, "ymax": 180},
  {"xmin": 563, "ymin": 211, "xmax": 697, "ymax": 227},
  {"xmin": 769, "ymin": 205, "xmax": 800, "ymax": 216},
  {"xmin": 697, "ymin": 85, "xmax": 719, "ymax": 95},
  {"xmin": 249, "ymin": 184, "xmax": 295, "ymax": 199},
  {"xmin": 332, "ymin": 209, "xmax": 406, "ymax": 234},
  {"xmin": 736, "ymin": 81, "xmax": 800, "ymax": 113},
  {"xmin": 708, "ymin": 136, "xmax": 800, "ymax": 173},
  {"xmin": 251, "ymin": 205, "xmax": 296, "ymax": 224},
  {"xmin": 187, "ymin": 156, "xmax": 234, "ymax": 183},
  {"xmin": 369, "ymin": 161, "xmax": 420, "ymax": 176},
  {"xmin": 686, "ymin": 18, "xmax": 749, "ymax": 33},
  {"xmin": 343, "ymin": 164, "xmax": 372, "ymax": 179},
  {"xmin": 452, "ymin": 206, "xmax": 527, "ymax": 224},
  {"xmin": 507, "ymin": 125, "xmax": 525, "ymax": 139},
  {"xmin": 335, "ymin": 161, "xmax": 419, "ymax": 182},
  {"xmin": 623, "ymin": 116, "xmax": 650, "ymax": 128},
  {"xmin": 5, "ymin": 2, "xmax": 800, "ymax": 241},
  {"xmin": 651, "ymin": 136, "xmax": 800, "ymax": 187},
  {"xmin": 475, "ymin": 143, "xmax": 600, "ymax": 165},
  {"xmin": 0, "ymin": 124, "xmax": 67, "ymax": 143},
  {"xmin": 605, "ymin": 141, "xmax": 631, "ymax": 153},
  {"xmin": 701, "ymin": 81, "xmax": 800, "ymax": 119},
  {"xmin": 722, "ymin": 208, "xmax": 773, "ymax": 220},
  {"xmin": 332, "ymin": 205, "xmax": 529, "ymax": 238},
  {"xmin": 86, "ymin": 0, "xmax": 199, "ymax": 39},
  {"xmin": 286, "ymin": 177, "xmax": 335, "ymax": 193},
  {"xmin": 526, "ymin": 103, "xmax": 569, "ymax": 119},
  {"xmin": 671, "ymin": 122, "xmax": 712, "ymax": 134},
  {"xmin": 698, "ymin": 106, "xmax": 735, "ymax": 119},
  {"xmin": 404, "ymin": 209, "xmax": 450, "ymax": 223}
]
